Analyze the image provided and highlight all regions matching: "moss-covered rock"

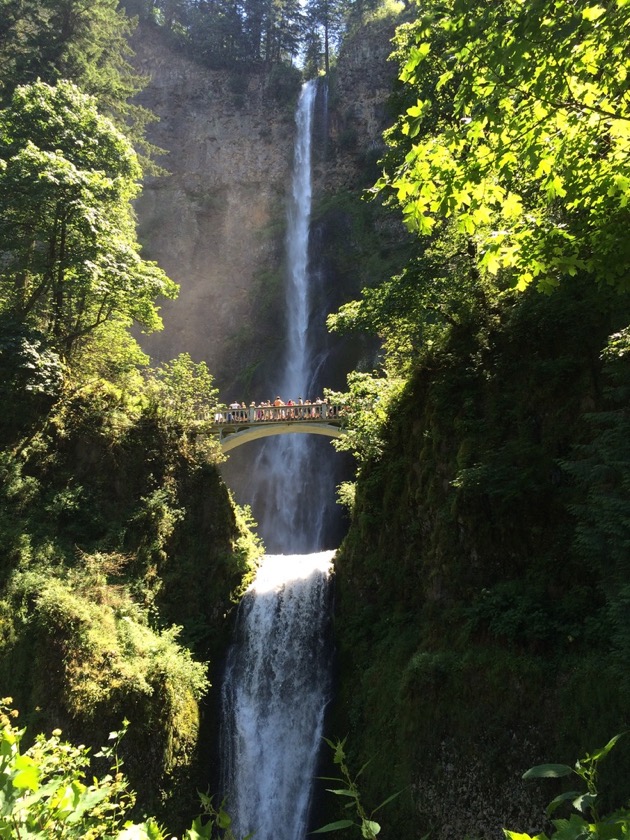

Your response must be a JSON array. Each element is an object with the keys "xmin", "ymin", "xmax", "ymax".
[
  {"xmin": 330, "ymin": 279, "xmax": 630, "ymax": 839},
  {"xmin": 0, "ymin": 387, "xmax": 259, "ymax": 831}
]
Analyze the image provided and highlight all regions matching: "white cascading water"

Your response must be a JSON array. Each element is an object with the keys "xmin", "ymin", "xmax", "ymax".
[
  {"xmin": 281, "ymin": 79, "xmax": 316, "ymax": 398},
  {"xmin": 220, "ymin": 81, "xmax": 334, "ymax": 840},
  {"xmin": 221, "ymin": 552, "xmax": 333, "ymax": 840},
  {"xmin": 246, "ymin": 78, "xmax": 329, "ymax": 552}
]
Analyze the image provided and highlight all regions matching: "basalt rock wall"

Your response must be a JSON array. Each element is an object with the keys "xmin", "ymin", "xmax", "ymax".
[
  {"xmin": 131, "ymin": 19, "xmax": 403, "ymax": 397},
  {"xmin": 132, "ymin": 24, "xmax": 295, "ymax": 395}
]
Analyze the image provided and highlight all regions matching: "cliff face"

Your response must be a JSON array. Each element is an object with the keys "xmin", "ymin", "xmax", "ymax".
[
  {"xmin": 131, "ymin": 20, "xmax": 403, "ymax": 397},
  {"xmin": 132, "ymin": 25, "xmax": 295, "ymax": 394},
  {"xmin": 323, "ymin": 15, "xmax": 401, "ymax": 192},
  {"xmin": 330, "ymin": 279, "xmax": 630, "ymax": 839}
]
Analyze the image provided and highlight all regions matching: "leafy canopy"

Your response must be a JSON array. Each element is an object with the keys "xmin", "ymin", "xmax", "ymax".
[
  {"xmin": 146, "ymin": 353, "xmax": 220, "ymax": 426},
  {"xmin": 377, "ymin": 0, "xmax": 630, "ymax": 291},
  {"xmin": 0, "ymin": 80, "xmax": 177, "ymax": 357}
]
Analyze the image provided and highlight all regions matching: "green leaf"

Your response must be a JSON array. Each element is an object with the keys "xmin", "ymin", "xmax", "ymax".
[
  {"xmin": 66, "ymin": 785, "xmax": 110, "ymax": 822},
  {"xmin": 589, "ymin": 733, "xmax": 625, "ymax": 763},
  {"xmin": 546, "ymin": 791, "xmax": 582, "ymax": 816},
  {"xmin": 523, "ymin": 763, "xmax": 574, "ymax": 779},
  {"xmin": 11, "ymin": 757, "xmax": 39, "ymax": 792},
  {"xmin": 502, "ymin": 192, "xmax": 523, "ymax": 220},
  {"xmin": 311, "ymin": 819, "xmax": 356, "ymax": 833},
  {"xmin": 582, "ymin": 5, "xmax": 606, "ymax": 19},
  {"xmin": 332, "ymin": 738, "xmax": 347, "ymax": 765},
  {"xmin": 372, "ymin": 789, "xmax": 404, "ymax": 814},
  {"xmin": 183, "ymin": 816, "xmax": 214, "ymax": 839},
  {"xmin": 197, "ymin": 791, "xmax": 213, "ymax": 809},
  {"xmin": 326, "ymin": 788, "xmax": 359, "ymax": 798},
  {"xmin": 572, "ymin": 792, "xmax": 597, "ymax": 814},
  {"xmin": 457, "ymin": 213, "xmax": 476, "ymax": 235},
  {"xmin": 217, "ymin": 807, "xmax": 232, "ymax": 829},
  {"xmin": 361, "ymin": 819, "xmax": 381, "ymax": 837},
  {"xmin": 552, "ymin": 813, "xmax": 593, "ymax": 838}
]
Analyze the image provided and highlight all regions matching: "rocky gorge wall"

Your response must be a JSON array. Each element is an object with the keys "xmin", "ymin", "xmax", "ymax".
[
  {"xmin": 131, "ymin": 24, "xmax": 295, "ymax": 395},
  {"xmin": 329, "ymin": 279, "xmax": 630, "ymax": 839},
  {"xmin": 131, "ymin": 17, "xmax": 405, "ymax": 398}
]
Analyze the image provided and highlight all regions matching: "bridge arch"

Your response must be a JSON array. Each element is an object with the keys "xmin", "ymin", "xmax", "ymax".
[
  {"xmin": 206, "ymin": 402, "xmax": 347, "ymax": 453},
  {"xmin": 219, "ymin": 421, "xmax": 344, "ymax": 452}
]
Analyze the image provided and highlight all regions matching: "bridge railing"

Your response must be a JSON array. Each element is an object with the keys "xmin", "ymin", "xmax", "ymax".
[{"xmin": 211, "ymin": 403, "xmax": 344, "ymax": 425}]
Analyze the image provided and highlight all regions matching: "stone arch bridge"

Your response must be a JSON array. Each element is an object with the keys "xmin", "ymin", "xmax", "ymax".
[{"xmin": 208, "ymin": 403, "xmax": 346, "ymax": 453}]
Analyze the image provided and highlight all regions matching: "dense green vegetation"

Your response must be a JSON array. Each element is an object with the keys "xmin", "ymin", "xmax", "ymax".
[
  {"xmin": 0, "ymin": 1, "xmax": 261, "ymax": 832},
  {"xmin": 0, "ymin": 700, "xmax": 250, "ymax": 837},
  {"xmin": 0, "ymin": 0, "xmax": 160, "ymax": 167},
  {"xmin": 3, "ymin": 0, "xmax": 630, "ymax": 835},
  {"xmin": 326, "ymin": 0, "xmax": 630, "ymax": 837},
  {"xmin": 121, "ymin": 0, "xmax": 385, "ymax": 76}
]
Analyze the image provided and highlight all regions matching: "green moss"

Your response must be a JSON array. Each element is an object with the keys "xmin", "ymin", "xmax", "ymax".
[
  {"xmin": 312, "ymin": 190, "xmax": 412, "ymax": 307},
  {"xmin": 330, "ymin": 279, "xmax": 630, "ymax": 839},
  {"xmin": 0, "ymin": 384, "xmax": 259, "ymax": 831}
]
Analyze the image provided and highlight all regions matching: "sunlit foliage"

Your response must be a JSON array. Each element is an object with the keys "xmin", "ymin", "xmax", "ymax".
[
  {"xmin": 378, "ymin": 0, "xmax": 630, "ymax": 291},
  {"xmin": 0, "ymin": 80, "xmax": 177, "ymax": 358}
]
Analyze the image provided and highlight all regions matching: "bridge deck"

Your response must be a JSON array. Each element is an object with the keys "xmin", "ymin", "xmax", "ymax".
[
  {"xmin": 210, "ymin": 403, "xmax": 343, "ymax": 427},
  {"xmin": 205, "ymin": 404, "xmax": 345, "ymax": 452}
]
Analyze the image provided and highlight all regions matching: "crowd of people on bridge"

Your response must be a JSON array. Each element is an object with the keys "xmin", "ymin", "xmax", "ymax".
[{"xmin": 213, "ymin": 396, "xmax": 340, "ymax": 424}]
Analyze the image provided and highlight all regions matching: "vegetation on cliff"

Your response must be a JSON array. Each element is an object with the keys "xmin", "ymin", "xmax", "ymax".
[
  {"xmin": 4, "ymin": 0, "xmax": 630, "ymax": 836},
  {"xmin": 327, "ymin": 0, "xmax": 630, "ymax": 837},
  {"xmin": 0, "ymin": 2, "xmax": 260, "ymax": 831},
  {"xmin": 0, "ymin": 699, "xmax": 251, "ymax": 837},
  {"xmin": 122, "ymin": 0, "xmax": 379, "ymax": 76}
]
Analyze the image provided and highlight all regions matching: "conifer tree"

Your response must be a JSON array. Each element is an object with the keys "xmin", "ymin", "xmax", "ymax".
[{"xmin": 0, "ymin": 0, "xmax": 154, "ymax": 163}]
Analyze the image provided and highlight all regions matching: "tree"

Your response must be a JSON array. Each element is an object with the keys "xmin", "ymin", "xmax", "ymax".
[
  {"xmin": 0, "ymin": 0, "xmax": 150, "ymax": 129},
  {"xmin": 146, "ymin": 353, "xmax": 220, "ymax": 426},
  {"xmin": 186, "ymin": 0, "xmax": 304, "ymax": 69},
  {"xmin": 0, "ymin": 80, "xmax": 178, "ymax": 357},
  {"xmin": 377, "ymin": 0, "xmax": 630, "ymax": 292},
  {"xmin": 262, "ymin": 0, "xmax": 304, "ymax": 65},
  {"xmin": 303, "ymin": 0, "xmax": 344, "ymax": 74},
  {"xmin": 327, "ymin": 222, "xmax": 492, "ymax": 374},
  {"xmin": 188, "ymin": 0, "xmax": 248, "ymax": 68}
]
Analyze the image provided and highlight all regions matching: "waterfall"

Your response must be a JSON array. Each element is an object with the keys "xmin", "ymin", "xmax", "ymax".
[
  {"xmin": 249, "ymin": 79, "xmax": 326, "ymax": 553},
  {"xmin": 281, "ymin": 80, "xmax": 316, "ymax": 397},
  {"xmin": 223, "ymin": 79, "xmax": 342, "ymax": 553},
  {"xmin": 220, "ymin": 81, "xmax": 335, "ymax": 840},
  {"xmin": 221, "ymin": 552, "xmax": 333, "ymax": 840}
]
